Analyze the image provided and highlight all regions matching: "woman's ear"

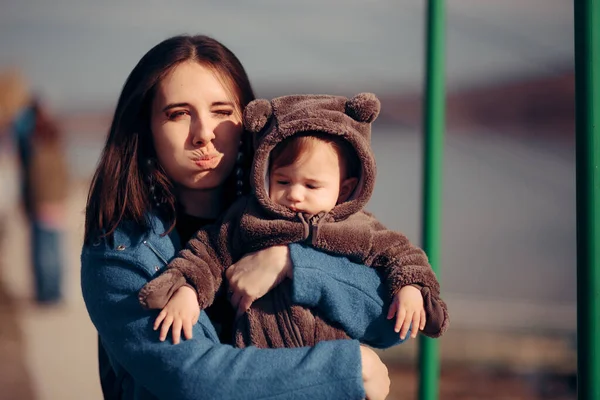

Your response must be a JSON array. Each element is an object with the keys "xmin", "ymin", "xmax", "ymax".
[{"xmin": 338, "ymin": 177, "xmax": 359, "ymax": 203}]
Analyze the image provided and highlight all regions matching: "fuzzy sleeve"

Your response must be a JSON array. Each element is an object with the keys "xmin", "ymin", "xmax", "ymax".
[
  {"xmin": 363, "ymin": 213, "xmax": 449, "ymax": 337},
  {"xmin": 139, "ymin": 198, "xmax": 248, "ymax": 310}
]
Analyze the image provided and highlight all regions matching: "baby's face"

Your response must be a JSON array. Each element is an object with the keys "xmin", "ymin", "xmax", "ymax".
[{"xmin": 269, "ymin": 141, "xmax": 343, "ymax": 215}]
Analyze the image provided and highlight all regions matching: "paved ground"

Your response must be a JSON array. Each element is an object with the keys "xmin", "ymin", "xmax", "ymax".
[
  {"xmin": 0, "ymin": 267, "xmax": 35, "ymax": 400},
  {"xmin": 0, "ymin": 176, "xmax": 102, "ymax": 400}
]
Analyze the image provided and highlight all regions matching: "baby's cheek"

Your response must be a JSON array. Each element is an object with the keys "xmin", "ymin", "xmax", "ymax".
[{"xmin": 269, "ymin": 188, "xmax": 279, "ymax": 203}]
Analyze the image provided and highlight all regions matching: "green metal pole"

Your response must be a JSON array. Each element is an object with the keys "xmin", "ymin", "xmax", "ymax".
[
  {"xmin": 574, "ymin": 1, "xmax": 600, "ymax": 399},
  {"xmin": 419, "ymin": 1, "xmax": 445, "ymax": 400}
]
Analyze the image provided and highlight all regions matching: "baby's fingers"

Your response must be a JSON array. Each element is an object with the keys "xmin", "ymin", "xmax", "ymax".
[
  {"xmin": 183, "ymin": 319, "xmax": 194, "ymax": 340},
  {"xmin": 394, "ymin": 308, "xmax": 406, "ymax": 333},
  {"xmin": 387, "ymin": 297, "xmax": 399, "ymax": 320},
  {"xmin": 410, "ymin": 311, "xmax": 420, "ymax": 338},
  {"xmin": 159, "ymin": 314, "xmax": 174, "ymax": 341},
  {"xmin": 154, "ymin": 310, "xmax": 167, "ymax": 330},
  {"xmin": 171, "ymin": 319, "xmax": 183, "ymax": 345},
  {"xmin": 399, "ymin": 311, "xmax": 412, "ymax": 340}
]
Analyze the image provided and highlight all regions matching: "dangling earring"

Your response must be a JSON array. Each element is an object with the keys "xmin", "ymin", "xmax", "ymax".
[
  {"xmin": 145, "ymin": 158, "xmax": 160, "ymax": 208},
  {"xmin": 235, "ymin": 141, "xmax": 245, "ymax": 197}
]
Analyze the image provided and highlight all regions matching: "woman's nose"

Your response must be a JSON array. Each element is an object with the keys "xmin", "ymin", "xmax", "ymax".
[{"xmin": 190, "ymin": 117, "xmax": 216, "ymax": 147}]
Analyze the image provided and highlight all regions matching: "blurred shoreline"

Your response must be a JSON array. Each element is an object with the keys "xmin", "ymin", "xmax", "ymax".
[{"xmin": 57, "ymin": 69, "xmax": 575, "ymax": 143}]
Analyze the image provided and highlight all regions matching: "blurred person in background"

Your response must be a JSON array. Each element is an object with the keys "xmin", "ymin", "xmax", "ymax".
[
  {"xmin": 8, "ymin": 74, "xmax": 69, "ymax": 304},
  {"xmin": 0, "ymin": 70, "xmax": 30, "ymax": 130},
  {"xmin": 0, "ymin": 68, "xmax": 38, "ymax": 400},
  {"xmin": 82, "ymin": 34, "xmax": 395, "ymax": 400},
  {"xmin": 0, "ymin": 70, "xmax": 30, "ymax": 227}
]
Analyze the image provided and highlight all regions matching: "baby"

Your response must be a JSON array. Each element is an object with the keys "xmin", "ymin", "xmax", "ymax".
[{"xmin": 139, "ymin": 93, "xmax": 448, "ymax": 348}]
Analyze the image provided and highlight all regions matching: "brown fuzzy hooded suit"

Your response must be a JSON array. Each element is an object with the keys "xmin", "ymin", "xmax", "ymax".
[{"xmin": 139, "ymin": 93, "xmax": 449, "ymax": 348}]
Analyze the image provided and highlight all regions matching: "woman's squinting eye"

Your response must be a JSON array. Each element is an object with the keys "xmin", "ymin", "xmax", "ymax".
[
  {"xmin": 213, "ymin": 109, "xmax": 234, "ymax": 118},
  {"xmin": 167, "ymin": 110, "xmax": 189, "ymax": 120}
]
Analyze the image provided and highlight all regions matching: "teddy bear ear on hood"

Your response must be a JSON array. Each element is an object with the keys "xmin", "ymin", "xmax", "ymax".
[
  {"xmin": 345, "ymin": 92, "xmax": 380, "ymax": 123},
  {"xmin": 243, "ymin": 98, "xmax": 273, "ymax": 148}
]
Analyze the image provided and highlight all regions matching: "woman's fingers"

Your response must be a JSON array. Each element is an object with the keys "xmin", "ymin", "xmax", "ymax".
[
  {"xmin": 360, "ymin": 346, "xmax": 390, "ymax": 400},
  {"xmin": 230, "ymin": 290, "xmax": 242, "ymax": 312},
  {"xmin": 420, "ymin": 309, "xmax": 427, "ymax": 331},
  {"xmin": 230, "ymin": 285, "xmax": 255, "ymax": 318},
  {"xmin": 236, "ymin": 295, "xmax": 253, "ymax": 319},
  {"xmin": 225, "ymin": 246, "xmax": 291, "ymax": 304}
]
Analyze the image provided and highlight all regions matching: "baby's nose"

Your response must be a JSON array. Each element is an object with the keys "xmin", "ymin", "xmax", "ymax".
[{"xmin": 286, "ymin": 185, "xmax": 303, "ymax": 201}]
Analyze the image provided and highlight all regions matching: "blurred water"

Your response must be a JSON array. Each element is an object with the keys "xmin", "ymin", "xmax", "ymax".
[
  {"xmin": 65, "ymin": 124, "xmax": 576, "ymax": 333},
  {"xmin": 369, "ymin": 128, "xmax": 575, "ymax": 333}
]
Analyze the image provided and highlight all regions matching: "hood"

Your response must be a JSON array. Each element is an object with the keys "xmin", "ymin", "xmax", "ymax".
[{"xmin": 243, "ymin": 92, "xmax": 380, "ymax": 222}]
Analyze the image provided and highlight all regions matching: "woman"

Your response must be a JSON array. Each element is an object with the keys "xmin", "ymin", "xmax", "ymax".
[{"xmin": 81, "ymin": 34, "xmax": 397, "ymax": 400}]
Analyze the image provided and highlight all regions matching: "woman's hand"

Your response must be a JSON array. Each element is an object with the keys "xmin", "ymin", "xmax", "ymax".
[
  {"xmin": 360, "ymin": 345, "xmax": 390, "ymax": 400},
  {"xmin": 387, "ymin": 285, "xmax": 426, "ymax": 340},
  {"xmin": 153, "ymin": 286, "xmax": 200, "ymax": 344},
  {"xmin": 225, "ymin": 245, "xmax": 292, "ymax": 318}
]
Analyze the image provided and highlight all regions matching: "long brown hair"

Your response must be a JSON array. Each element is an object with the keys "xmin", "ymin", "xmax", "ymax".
[{"xmin": 84, "ymin": 35, "xmax": 255, "ymax": 244}]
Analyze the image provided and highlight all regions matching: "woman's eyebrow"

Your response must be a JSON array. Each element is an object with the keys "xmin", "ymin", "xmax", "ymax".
[
  {"xmin": 162, "ymin": 102, "xmax": 190, "ymax": 112},
  {"xmin": 211, "ymin": 101, "xmax": 235, "ymax": 107}
]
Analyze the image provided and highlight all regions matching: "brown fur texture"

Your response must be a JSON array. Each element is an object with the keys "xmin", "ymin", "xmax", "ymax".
[
  {"xmin": 246, "ymin": 93, "xmax": 379, "ymax": 222},
  {"xmin": 234, "ymin": 280, "xmax": 350, "ymax": 348},
  {"xmin": 138, "ymin": 93, "xmax": 449, "ymax": 348}
]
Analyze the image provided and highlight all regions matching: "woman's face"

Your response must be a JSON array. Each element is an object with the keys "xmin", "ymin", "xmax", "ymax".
[{"xmin": 150, "ymin": 61, "xmax": 243, "ymax": 192}]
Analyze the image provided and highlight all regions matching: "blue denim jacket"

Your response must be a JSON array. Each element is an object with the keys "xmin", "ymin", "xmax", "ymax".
[{"xmin": 81, "ymin": 214, "xmax": 402, "ymax": 400}]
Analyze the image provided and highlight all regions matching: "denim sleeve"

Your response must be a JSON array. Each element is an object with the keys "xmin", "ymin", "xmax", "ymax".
[
  {"xmin": 289, "ymin": 243, "xmax": 407, "ymax": 349},
  {"xmin": 81, "ymin": 249, "xmax": 365, "ymax": 400}
]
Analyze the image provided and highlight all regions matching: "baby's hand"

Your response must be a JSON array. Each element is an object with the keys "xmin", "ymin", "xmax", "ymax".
[
  {"xmin": 387, "ymin": 285, "xmax": 426, "ymax": 340},
  {"xmin": 154, "ymin": 285, "xmax": 200, "ymax": 344}
]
